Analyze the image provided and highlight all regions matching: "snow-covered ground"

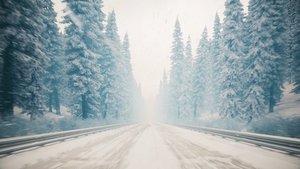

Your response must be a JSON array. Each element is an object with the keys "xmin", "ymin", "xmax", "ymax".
[
  {"xmin": 43, "ymin": 106, "xmax": 72, "ymax": 119},
  {"xmin": 274, "ymin": 83, "xmax": 300, "ymax": 118},
  {"xmin": 14, "ymin": 106, "xmax": 72, "ymax": 120},
  {"xmin": 1, "ymin": 123, "xmax": 299, "ymax": 169},
  {"xmin": 198, "ymin": 83, "xmax": 300, "ymax": 121}
]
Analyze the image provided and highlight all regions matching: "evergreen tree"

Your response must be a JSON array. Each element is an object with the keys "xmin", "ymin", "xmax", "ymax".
[
  {"xmin": 244, "ymin": 0, "xmax": 286, "ymax": 115},
  {"xmin": 63, "ymin": 0, "xmax": 104, "ymax": 119},
  {"xmin": 155, "ymin": 69, "xmax": 170, "ymax": 120},
  {"xmin": 100, "ymin": 10, "xmax": 123, "ymax": 119},
  {"xmin": 286, "ymin": 0, "xmax": 300, "ymax": 94},
  {"xmin": 242, "ymin": 0, "xmax": 267, "ymax": 120},
  {"xmin": 211, "ymin": 13, "xmax": 222, "ymax": 114},
  {"xmin": 39, "ymin": 0, "xmax": 64, "ymax": 115},
  {"xmin": 285, "ymin": 0, "xmax": 297, "ymax": 83},
  {"xmin": 121, "ymin": 33, "xmax": 136, "ymax": 119},
  {"xmin": 206, "ymin": 38, "xmax": 215, "ymax": 114},
  {"xmin": 193, "ymin": 27, "xmax": 209, "ymax": 117},
  {"xmin": 0, "ymin": 0, "xmax": 49, "ymax": 120},
  {"xmin": 179, "ymin": 35, "xmax": 193, "ymax": 118},
  {"xmin": 219, "ymin": 0, "xmax": 245, "ymax": 119},
  {"xmin": 162, "ymin": 69, "xmax": 170, "ymax": 119},
  {"xmin": 169, "ymin": 18, "xmax": 185, "ymax": 118},
  {"xmin": 162, "ymin": 69, "xmax": 170, "ymax": 118}
]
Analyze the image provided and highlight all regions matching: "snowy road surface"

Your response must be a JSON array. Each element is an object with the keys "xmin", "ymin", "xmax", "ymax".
[{"xmin": 1, "ymin": 123, "xmax": 300, "ymax": 169}]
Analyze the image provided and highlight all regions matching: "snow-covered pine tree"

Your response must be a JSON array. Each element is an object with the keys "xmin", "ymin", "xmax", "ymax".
[
  {"xmin": 284, "ymin": 0, "xmax": 298, "ymax": 83},
  {"xmin": 0, "ymin": 0, "xmax": 49, "ymax": 120},
  {"xmin": 242, "ymin": 0, "xmax": 269, "ymax": 120},
  {"xmin": 244, "ymin": 0, "xmax": 286, "ymax": 114},
  {"xmin": 155, "ymin": 69, "xmax": 170, "ymax": 120},
  {"xmin": 63, "ymin": 0, "xmax": 104, "ymax": 119},
  {"xmin": 193, "ymin": 27, "xmax": 209, "ymax": 117},
  {"xmin": 39, "ymin": 0, "xmax": 64, "ymax": 115},
  {"xmin": 219, "ymin": 0, "xmax": 245, "ymax": 119},
  {"xmin": 211, "ymin": 13, "xmax": 222, "ymax": 114},
  {"xmin": 285, "ymin": 0, "xmax": 300, "ymax": 94},
  {"xmin": 121, "ymin": 33, "xmax": 136, "ymax": 119},
  {"xmin": 162, "ymin": 69, "xmax": 170, "ymax": 119},
  {"xmin": 100, "ymin": 10, "xmax": 123, "ymax": 119},
  {"xmin": 179, "ymin": 35, "xmax": 194, "ymax": 118},
  {"xmin": 206, "ymin": 38, "xmax": 215, "ymax": 114},
  {"xmin": 169, "ymin": 18, "xmax": 185, "ymax": 118}
]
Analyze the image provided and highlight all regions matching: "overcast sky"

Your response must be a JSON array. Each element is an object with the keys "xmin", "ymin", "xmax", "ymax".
[{"xmin": 52, "ymin": 0, "xmax": 249, "ymax": 115}]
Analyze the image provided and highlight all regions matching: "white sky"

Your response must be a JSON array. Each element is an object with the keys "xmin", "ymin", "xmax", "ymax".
[{"xmin": 52, "ymin": 0, "xmax": 249, "ymax": 115}]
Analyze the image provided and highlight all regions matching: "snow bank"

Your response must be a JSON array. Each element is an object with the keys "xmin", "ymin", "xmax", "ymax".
[{"xmin": 273, "ymin": 83, "xmax": 300, "ymax": 118}]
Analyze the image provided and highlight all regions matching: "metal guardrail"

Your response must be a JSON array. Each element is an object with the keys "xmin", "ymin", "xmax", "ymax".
[
  {"xmin": 171, "ymin": 123, "xmax": 300, "ymax": 155},
  {"xmin": 0, "ymin": 123, "xmax": 134, "ymax": 155}
]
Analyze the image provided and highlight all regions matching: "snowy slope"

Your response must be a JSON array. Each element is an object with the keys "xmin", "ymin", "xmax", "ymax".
[
  {"xmin": 199, "ymin": 83, "xmax": 300, "ymax": 121},
  {"xmin": 274, "ymin": 83, "xmax": 300, "ymax": 118}
]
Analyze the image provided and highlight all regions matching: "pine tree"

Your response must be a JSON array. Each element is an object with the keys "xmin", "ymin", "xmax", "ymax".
[
  {"xmin": 211, "ymin": 13, "xmax": 222, "ymax": 114},
  {"xmin": 193, "ymin": 27, "xmax": 209, "ymax": 117},
  {"xmin": 244, "ymin": 0, "xmax": 286, "ymax": 115},
  {"xmin": 121, "ymin": 33, "xmax": 136, "ymax": 119},
  {"xmin": 179, "ymin": 35, "xmax": 193, "ymax": 118},
  {"xmin": 155, "ymin": 69, "xmax": 170, "ymax": 120},
  {"xmin": 286, "ymin": 0, "xmax": 300, "ymax": 94},
  {"xmin": 169, "ymin": 18, "xmax": 185, "ymax": 118},
  {"xmin": 242, "ymin": 0, "xmax": 268, "ymax": 120},
  {"xmin": 100, "ymin": 10, "xmax": 123, "ymax": 119},
  {"xmin": 219, "ymin": 0, "xmax": 245, "ymax": 119},
  {"xmin": 63, "ymin": 0, "xmax": 105, "ymax": 119},
  {"xmin": 206, "ymin": 38, "xmax": 215, "ymax": 114},
  {"xmin": 39, "ymin": 0, "xmax": 64, "ymax": 115},
  {"xmin": 162, "ymin": 69, "xmax": 170, "ymax": 118},
  {"xmin": 161, "ymin": 69, "xmax": 170, "ymax": 119},
  {"xmin": 0, "ymin": 0, "xmax": 49, "ymax": 120}
]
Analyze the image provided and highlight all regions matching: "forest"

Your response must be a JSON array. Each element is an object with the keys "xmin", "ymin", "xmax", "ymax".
[
  {"xmin": 0, "ymin": 0, "xmax": 145, "ymax": 137},
  {"xmin": 155, "ymin": 0, "xmax": 300, "ymax": 137},
  {"xmin": 0, "ymin": 0, "xmax": 299, "ymax": 138}
]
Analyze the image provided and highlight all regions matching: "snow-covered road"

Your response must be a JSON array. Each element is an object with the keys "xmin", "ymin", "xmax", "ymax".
[{"xmin": 1, "ymin": 123, "xmax": 299, "ymax": 169}]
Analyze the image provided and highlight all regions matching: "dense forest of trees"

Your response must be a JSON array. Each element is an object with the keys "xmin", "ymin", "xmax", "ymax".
[
  {"xmin": 0, "ymin": 0, "xmax": 144, "ymax": 121},
  {"xmin": 156, "ymin": 0, "xmax": 300, "ymax": 123}
]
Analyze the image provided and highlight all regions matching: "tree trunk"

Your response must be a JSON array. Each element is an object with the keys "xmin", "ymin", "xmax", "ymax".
[
  {"xmin": 268, "ymin": 84, "xmax": 275, "ymax": 113},
  {"xmin": 82, "ymin": 94, "xmax": 87, "ymax": 120},
  {"xmin": 30, "ymin": 89, "xmax": 36, "ymax": 121},
  {"xmin": 103, "ymin": 104, "xmax": 107, "ymax": 119},
  {"xmin": 53, "ymin": 88, "xmax": 61, "ymax": 115},
  {"xmin": 30, "ymin": 107, "xmax": 37, "ymax": 121},
  {"xmin": 193, "ymin": 103, "xmax": 197, "ymax": 118},
  {"xmin": 49, "ymin": 92, "xmax": 52, "ymax": 112},
  {"xmin": 115, "ymin": 109, "xmax": 119, "ymax": 119},
  {"xmin": 2, "ymin": 46, "xmax": 14, "ymax": 120}
]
